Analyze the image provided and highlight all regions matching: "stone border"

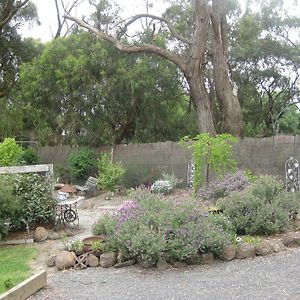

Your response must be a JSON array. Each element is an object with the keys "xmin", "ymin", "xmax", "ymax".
[{"xmin": 0, "ymin": 270, "xmax": 47, "ymax": 300}]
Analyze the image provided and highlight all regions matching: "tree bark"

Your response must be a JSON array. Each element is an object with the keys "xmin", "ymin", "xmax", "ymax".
[{"xmin": 211, "ymin": 0, "xmax": 243, "ymax": 136}]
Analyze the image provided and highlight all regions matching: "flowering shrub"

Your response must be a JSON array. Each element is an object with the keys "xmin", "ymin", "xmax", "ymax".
[
  {"xmin": 219, "ymin": 176, "xmax": 299, "ymax": 235},
  {"xmin": 198, "ymin": 170, "xmax": 249, "ymax": 202},
  {"xmin": 151, "ymin": 180, "xmax": 173, "ymax": 195},
  {"xmin": 93, "ymin": 194, "xmax": 232, "ymax": 262},
  {"xmin": 116, "ymin": 200, "xmax": 142, "ymax": 225}
]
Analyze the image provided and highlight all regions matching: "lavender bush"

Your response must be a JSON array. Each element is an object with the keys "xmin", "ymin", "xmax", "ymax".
[
  {"xmin": 93, "ymin": 194, "xmax": 232, "ymax": 262},
  {"xmin": 198, "ymin": 170, "xmax": 249, "ymax": 203}
]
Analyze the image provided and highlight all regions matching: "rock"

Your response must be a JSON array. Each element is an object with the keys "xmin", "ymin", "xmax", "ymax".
[
  {"xmin": 199, "ymin": 253, "xmax": 214, "ymax": 265},
  {"xmin": 172, "ymin": 261, "xmax": 187, "ymax": 269},
  {"xmin": 138, "ymin": 258, "xmax": 156, "ymax": 269},
  {"xmin": 255, "ymin": 241, "xmax": 274, "ymax": 256},
  {"xmin": 65, "ymin": 229, "xmax": 75, "ymax": 237},
  {"xmin": 236, "ymin": 244, "xmax": 255, "ymax": 259},
  {"xmin": 33, "ymin": 227, "xmax": 48, "ymax": 242},
  {"xmin": 220, "ymin": 244, "xmax": 236, "ymax": 261},
  {"xmin": 269, "ymin": 240, "xmax": 285, "ymax": 253},
  {"xmin": 282, "ymin": 232, "xmax": 300, "ymax": 247},
  {"xmin": 87, "ymin": 254, "xmax": 99, "ymax": 267},
  {"xmin": 47, "ymin": 255, "xmax": 56, "ymax": 267},
  {"xmin": 114, "ymin": 260, "xmax": 136, "ymax": 268},
  {"xmin": 156, "ymin": 259, "xmax": 171, "ymax": 271},
  {"xmin": 295, "ymin": 219, "xmax": 300, "ymax": 230},
  {"xmin": 117, "ymin": 251, "xmax": 126, "ymax": 263},
  {"xmin": 99, "ymin": 252, "xmax": 117, "ymax": 268},
  {"xmin": 184, "ymin": 254, "xmax": 201, "ymax": 265},
  {"xmin": 47, "ymin": 231, "xmax": 60, "ymax": 240},
  {"xmin": 55, "ymin": 251, "xmax": 76, "ymax": 270}
]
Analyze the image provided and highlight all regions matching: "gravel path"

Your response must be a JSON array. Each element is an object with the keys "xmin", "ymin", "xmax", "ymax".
[{"xmin": 30, "ymin": 248, "xmax": 300, "ymax": 300}]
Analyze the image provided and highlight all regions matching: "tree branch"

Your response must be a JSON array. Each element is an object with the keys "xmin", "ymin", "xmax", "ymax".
[
  {"xmin": 117, "ymin": 13, "xmax": 192, "ymax": 45},
  {"xmin": 64, "ymin": 15, "xmax": 187, "ymax": 72},
  {"xmin": 0, "ymin": 0, "xmax": 30, "ymax": 31}
]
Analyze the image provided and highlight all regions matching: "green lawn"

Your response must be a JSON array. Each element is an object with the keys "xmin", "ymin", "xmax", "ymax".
[{"xmin": 0, "ymin": 245, "xmax": 38, "ymax": 294}]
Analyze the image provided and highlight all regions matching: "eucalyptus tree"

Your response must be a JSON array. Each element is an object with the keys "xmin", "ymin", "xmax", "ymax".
[
  {"xmin": 18, "ymin": 31, "xmax": 196, "ymax": 145},
  {"xmin": 231, "ymin": 0, "xmax": 300, "ymax": 136},
  {"xmin": 65, "ymin": 0, "xmax": 244, "ymax": 136}
]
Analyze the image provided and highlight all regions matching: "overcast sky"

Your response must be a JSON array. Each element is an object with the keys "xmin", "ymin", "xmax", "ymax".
[
  {"xmin": 21, "ymin": 0, "xmax": 299, "ymax": 42},
  {"xmin": 21, "ymin": 0, "xmax": 169, "ymax": 41}
]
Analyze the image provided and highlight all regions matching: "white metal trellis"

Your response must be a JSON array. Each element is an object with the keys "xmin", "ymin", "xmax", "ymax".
[
  {"xmin": 187, "ymin": 160, "xmax": 195, "ymax": 189},
  {"xmin": 285, "ymin": 157, "xmax": 300, "ymax": 192}
]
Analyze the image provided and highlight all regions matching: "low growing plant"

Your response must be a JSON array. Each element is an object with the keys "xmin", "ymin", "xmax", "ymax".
[
  {"xmin": 151, "ymin": 180, "xmax": 173, "ymax": 195},
  {"xmin": 198, "ymin": 170, "xmax": 249, "ymax": 203},
  {"xmin": 97, "ymin": 153, "xmax": 125, "ymax": 191},
  {"xmin": 93, "ymin": 194, "xmax": 232, "ymax": 262},
  {"xmin": 219, "ymin": 175, "xmax": 299, "ymax": 235}
]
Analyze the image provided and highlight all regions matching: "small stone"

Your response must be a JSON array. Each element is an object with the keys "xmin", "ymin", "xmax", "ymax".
[
  {"xmin": 65, "ymin": 229, "xmax": 75, "ymax": 237},
  {"xmin": 47, "ymin": 231, "xmax": 60, "ymax": 240},
  {"xmin": 269, "ymin": 240, "xmax": 285, "ymax": 253},
  {"xmin": 55, "ymin": 251, "xmax": 76, "ymax": 270},
  {"xmin": 199, "ymin": 253, "xmax": 214, "ymax": 264},
  {"xmin": 138, "ymin": 258, "xmax": 156, "ymax": 269},
  {"xmin": 117, "ymin": 251, "xmax": 126, "ymax": 263},
  {"xmin": 255, "ymin": 241, "xmax": 274, "ymax": 256},
  {"xmin": 295, "ymin": 219, "xmax": 300, "ymax": 230},
  {"xmin": 114, "ymin": 260, "xmax": 136, "ymax": 268},
  {"xmin": 282, "ymin": 232, "xmax": 300, "ymax": 247},
  {"xmin": 184, "ymin": 254, "xmax": 201, "ymax": 265},
  {"xmin": 99, "ymin": 252, "xmax": 117, "ymax": 268},
  {"xmin": 47, "ymin": 255, "xmax": 56, "ymax": 267},
  {"xmin": 220, "ymin": 244, "xmax": 236, "ymax": 261},
  {"xmin": 172, "ymin": 261, "xmax": 187, "ymax": 268},
  {"xmin": 87, "ymin": 254, "xmax": 99, "ymax": 267},
  {"xmin": 236, "ymin": 244, "xmax": 255, "ymax": 259},
  {"xmin": 33, "ymin": 227, "xmax": 48, "ymax": 242},
  {"xmin": 156, "ymin": 259, "xmax": 171, "ymax": 271}
]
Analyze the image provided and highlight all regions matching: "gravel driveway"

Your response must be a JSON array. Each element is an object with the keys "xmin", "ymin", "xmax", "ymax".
[{"xmin": 30, "ymin": 247, "xmax": 300, "ymax": 300}]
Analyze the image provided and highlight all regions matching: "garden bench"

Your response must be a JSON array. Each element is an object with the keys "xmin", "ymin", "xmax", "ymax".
[{"xmin": 74, "ymin": 176, "xmax": 98, "ymax": 195}]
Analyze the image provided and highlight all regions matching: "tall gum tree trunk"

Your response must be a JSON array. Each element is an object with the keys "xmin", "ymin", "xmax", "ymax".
[
  {"xmin": 186, "ymin": 0, "xmax": 216, "ymax": 135},
  {"xmin": 211, "ymin": 0, "xmax": 243, "ymax": 136}
]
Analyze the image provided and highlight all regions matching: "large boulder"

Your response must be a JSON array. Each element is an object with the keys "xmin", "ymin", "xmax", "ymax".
[
  {"xmin": 236, "ymin": 244, "xmax": 255, "ymax": 259},
  {"xmin": 99, "ymin": 252, "xmax": 117, "ymax": 268},
  {"xmin": 255, "ymin": 241, "xmax": 274, "ymax": 256},
  {"xmin": 156, "ymin": 259, "xmax": 171, "ymax": 271},
  {"xmin": 47, "ymin": 231, "xmax": 60, "ymax": 240},
  {"xmin": 199, "ymin": 253, "xmax": 214, "ymax": 265},
  {"xmin": 55, "ymin": 251, "xmax": 76, "ymax": 270},
  {"xmin": 33, "ymin": 227, "xmax": 48, "ymax": 242},
  {"xmin": 282, "ymin": 232, "xmax": 300, "ymax": 247},
  {"xmin": 219, "ymin": 244, "xmax": 236, "ymax": 261}
]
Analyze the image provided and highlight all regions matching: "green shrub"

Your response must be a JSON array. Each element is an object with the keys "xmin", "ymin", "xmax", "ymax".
[
  {"xmin": 150, "ymin": 180, "xmax": 173, "ymax": 195},
  {"xmin": 92, "ymin": 213, "xmax": 117, "ymax": 236},
  {"xmin": 0, "ymin": 176, "xmax": 20, "ymax": 240},
  {"xmin": 93, "ymin": 195, "xmax": 231, "ymax": 262},
  {"xmin": 161, "ymin": 172, "xmax": 180, "ymax": 189},
  {"xmin": 97, "ymin": 153, "xmax": 125, "ymax": 191},
  {"xmin": 17, "ymin": 148, "xmax": 39, "ymax": 165},
  {"xmin": 219, "ymin": 176, "xmax": 300, "ymax": 235},
  {"xmin": 68, "ymin": 147, "xmax": 96, "ymax": 180},
  {"xmin": 11, "ymin": 173, "xmax": 56, "ymax": 229},
  {"xmin": 0, "ymin": 138, "xmax": 23, "ymax": 166}
]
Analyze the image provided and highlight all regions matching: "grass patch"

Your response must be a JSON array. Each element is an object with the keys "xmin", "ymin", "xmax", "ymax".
[{"xmin": 0, "ymin": 245, "xmax": 38, "ymax": 293}]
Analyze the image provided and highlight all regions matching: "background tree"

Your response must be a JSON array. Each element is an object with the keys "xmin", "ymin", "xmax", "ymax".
[
  {"xmin": 65, "ymin": 0, "xmax": 244, "ymax": 136},
  {"xmin": 18, "ymin": 31, "xmax": 197, "ymax": 145},
  {"xmin": 231, "ymin": 0, "xmax": 300, "ymax": 136}
]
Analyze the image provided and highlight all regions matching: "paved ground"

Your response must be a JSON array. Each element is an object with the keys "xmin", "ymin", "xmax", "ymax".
[{"xmin": 30, "ymin": 247, "xmax": 300, "ymax": 300}]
